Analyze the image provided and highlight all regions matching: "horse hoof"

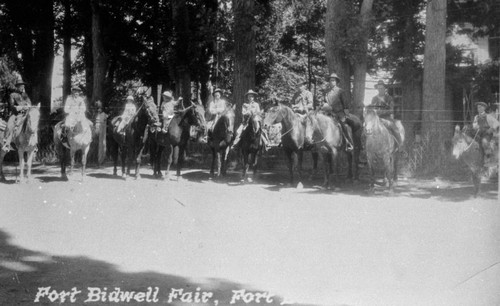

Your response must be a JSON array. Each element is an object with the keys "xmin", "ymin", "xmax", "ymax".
[
  {"xmin": 247, "ymin": 177, "xmax": 253, "ymax": 183},
  {"xmin": 296, "ymin": 182, "xmax": 303, "ymax": 189}
]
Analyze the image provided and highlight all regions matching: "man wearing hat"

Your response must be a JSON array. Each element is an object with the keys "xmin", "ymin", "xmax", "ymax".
[
  {"xmin": 321, "ymin": 72, "xmax": 353, "ymax": 151},
  {"xmin": 116, "ymin": 95, "xmax": 137, "ymax": 135},
  {"xmin": 160, "ymin": 90, "xmax": 183, "ymax": 133},
  {"xmin": 232, "ymin": 89, "xmax": 270, "ymax": 150},
  {"xmin": 291, "ymin": 80, "xmax": 313, "ymax": 114},
  {"xmin": 369, "ymin": 80, "xmax": 402, "ymax": 148},
  {"xmin": 2, "ymin": 76, "xmax": 32, "ymax": 151},
  {"xmin": 206, "ymin": 88, "xmax": 228, "ymax": 135},
  {"xmin": 94, "ymin": 100, "xmax": 108, "ymax": 166},
  {"xmin": 472, "ymin": 101, "xmax": 499, "ymax": 162},
  {"xmin": 61, "ymin": 85, "xmax": 87, "ymax": 142}
]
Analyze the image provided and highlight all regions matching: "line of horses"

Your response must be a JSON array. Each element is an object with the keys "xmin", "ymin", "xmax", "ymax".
[{"xmin": 0, "ymin": 98, "xmax": 490, "ymax": 196}]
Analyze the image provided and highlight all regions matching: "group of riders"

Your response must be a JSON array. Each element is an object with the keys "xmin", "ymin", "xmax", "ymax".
[{"xmin": 1, "ymin": 73, "xmax": 498, "ymax": 168}]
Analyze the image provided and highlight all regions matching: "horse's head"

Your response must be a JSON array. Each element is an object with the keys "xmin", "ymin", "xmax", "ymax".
[
  {"xmin": 183, "ymin": 102, "xmax": 207, "ymax": 139},
  {"xmin": 24, "ymin": 104, "xmax": 41, "ymax": 134},
  {"xmin": 452, "ymin": 124, "xmax": 473, "ymax": 159},
  {"xmin": 363, "ymin": 107, "xmax": 380, "ymax": 136},
  {"xmin": 304, "ymin": 112, "xmax": 317, "ymax": 144},
  {"xmin": 248, "ymin": 113, "xmax": 262, "ymax": 134},
  {"xmin": 263, "ymin": 104, "xmax": 283, "ymax": 129},
  {"xmin": 141, "ymin": 96, "xmax": 160, "ymax": 126}
]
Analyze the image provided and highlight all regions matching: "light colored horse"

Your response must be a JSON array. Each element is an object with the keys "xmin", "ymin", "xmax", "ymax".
[
  {"xmin": 363, "ymin": 107, "xmax": 405, "ymax": 193},
  {"xmin": 0, "ymin": 104, "xmax": 40, "ymax": 183},
  {"xmin": 54, "ymin": 116, "xmax": 93, "ymax": 181}
]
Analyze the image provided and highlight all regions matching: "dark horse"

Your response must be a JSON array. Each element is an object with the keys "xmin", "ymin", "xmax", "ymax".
[
  {"xmin": 263, "ymin": 103, "xmax": 318, "ymax": 187},
  {"xmin": 108, "ymin": 95, "xmax": 160, "ymax": 179},
  {"xmin": 304, "ymin": 111, "xmax": 343, "ymax": 189},
  {"xmin": 208, "ymin": 106, "xmax": 235, "ymax": 178},
  {"xmin": 239, "ymin": 113, "xmax": 263, "ymax": 183},
  {"xmin": 149, "ymin": 102, "xmax": 206, "ymax": 179},
  {"xmin": 363, "ymin": 107, "xmax": 405, "ymax": 193},
  {"xmin": 452, "ymin": 125, "xmax": 483, "ymax": 197}
]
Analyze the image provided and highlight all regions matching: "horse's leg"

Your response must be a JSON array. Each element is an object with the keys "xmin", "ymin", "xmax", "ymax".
[
  {"xmin": 0, "ymin": 150, "xmax": 6, "ymax": 182},
  {"xmin": 222, "ymin": 146, "xmax": 230, "ymax": 176},
  {"xmin": 17, "ymin": 151, "xmax": 24, "ymax": 183},
  {"xmin": 165, "ymin": 145, "xmax": 173, "ymax": 179},
  {"xmin": 367, "ymin": 158, "xmax": 375, "ymax": 192},
  {"xmin": 346, "ymin": 151, "xmax": 353, "ymax": 182},
  {"xmin": 81, "ymin": 146, "xmax": 90, "ymax": 182},
  {"xmin": 472, "ymin": 170, "xmax": 481, "ymax": 198},
  {"xmin": 210, "ymin": 147, "xmax": 216, "ymax": 178},
  {"xmin": 135, "ymin": 145, "xmax": 145, "ymax": 180},
  {"xmin": 110, "ymin": 141, "xmax": 119, "ymax": 176},
  {"xmin": 69, "ymin": 149, "xmax": 75, "ymax": 177},
  {"xmin": 27, "ymin": 149, "xmax": 35, "ymax": 182},
  {"xmin": 385, "ymin": 155, "xmax": 394, "ymax": 193},
  {"xmin": 175, "ymin": 145, "xmax": 184, "ymax": 178},
  {"xmin": 252, "ymin": 150, "xmax": 259, "ymax": 181},
  {"xmin": 393, "ymin": 151, "xmax": 399, "ymax": 181},
  {"xmin": 241, "ymin": 150, "xmax": 248, "ymax": 182},
  {"xmin": 121, "ymin": 147, "xmax": 128, "ymax": 178},
  {"xmin": 60, "ymin": 146, "xmax": 67, "ymax": 180},
  {"xmin": 285, "ymin": 149, "xmax": 294, "ymax": 186}
]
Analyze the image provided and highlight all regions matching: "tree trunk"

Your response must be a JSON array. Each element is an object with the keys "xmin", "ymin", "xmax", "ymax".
[
  {"xmin": 172, "ymin": 0, "xmax": 192, "ymax": 107},
  {"xmin": 325, "ymin": 0, "xmax": 351, "ymax": 102},
  {"xmin": 352, "ymin": 0, "xmax": 373, "ymax": 116},
  {"xmin": 233, "ymin": 0, "xmax": 256, "ymax": 127},
  {"xmin": 421, "ymin": 0, "xmax": 447, "ymax": 136},
  {"xmin": 62, "ymin": 0, "xmax": 72, "ymax": 103},
  {"xmin": 91, "ymin": 0, "xmax": 107, "ymax": 107}
]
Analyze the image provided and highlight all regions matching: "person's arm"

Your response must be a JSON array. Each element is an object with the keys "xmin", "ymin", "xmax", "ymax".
[
  {"xmin": 208, "ymin": 101, "xmax": 216, "ymax": 115},
  {"xmin": 487, "ymin": 114, "xmax": 499, "ymax": 131},
  {"xmin": 242, "ymin": 103, "xmax": 250, "ymax": 116},
  {"xmin": 472, "ymin": 115, "xmax": 479, "ymax": 130},
  {"xmin": 305, "ymin": 91, "xmax": 313, "ymax": 111}
]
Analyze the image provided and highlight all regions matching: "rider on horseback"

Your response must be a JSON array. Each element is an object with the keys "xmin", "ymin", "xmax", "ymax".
[
  {"xmin": 116, "ymin": 95, "xmax": 137, "ymax": 135},
  {"xmin": 61, "ymin": 86, "xmax": 87, "ymax": 143},
  {"xmin": 232, "ymin": 89, "xmax": 270, "ymax": 150},
  {"xmin": 160, "ymin": 90, "xmax": 183, "ymax": 133},
  {"xmin": 2, "ymin": 77, "xmax": 31, "ymax": 152},
  {"xmin": 205, "ymin": 88, "xmax": 228, "ymax": 141},
  {"xmin": 291, "ymin": 80, "xmax": 313, "ymax": 115},
  {"xmin": 472, "ymin": 101, "xmax": 499, "ymax": 165},
  {"xmin": 368, "ymin": 80, "xmax": 402, "ymax": 149},
  {"xmin": 320, "ymin": 72, "xmax": 354, "ymax": 152}
]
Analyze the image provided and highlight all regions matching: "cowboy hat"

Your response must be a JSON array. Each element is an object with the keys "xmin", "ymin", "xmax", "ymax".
[
  {"xmin": 475, "ymin": 101, "xmax": 488, "ymax": 108},
  {"xmin": 327, "ymin": 73, "xmax": 340, "ymax": 82},
  {"xmin": 245, "ymin": 89, "xmax": 258, "ymax": 97},
  {"xmin": 15, "ymin": 76, "xmax": 27, "ymax": 86},
  {"xmin": 71, "ymin": 85, "xmax": 82, "ymax": 92},
  {"xmin": 162, "ymin": 91, "xmax": 173, "ymax": 99},
  {"xmin": 374, "ymin": 80, "xmax": 387, "ymax": 89},
  {"xmin": 213, "ymin": 88, "xmax": 223, "ymax": 94},
  {"xmin": 126, "ymin": 95, "xmax": 134, "ymax": 101}
]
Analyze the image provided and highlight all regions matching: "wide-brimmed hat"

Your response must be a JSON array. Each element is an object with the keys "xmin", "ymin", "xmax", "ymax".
[
  {"xmin": 213, "ymin": 88, "xmax": 223, "ymax": 94},
  {"xmin": 15, "ymin": 76, "xmax": 27, "ymax": 86},
  {"xmin": 71, "ymin": 85, "xmax": 82, "ymax": 92},
  {"xmin": 374, "ymin": 80, "xmax": 387, "ymax": 89},
  {"xmin": 95, "ymin": 100, "xmax": 103, "ymax": 108},
  {"xmin": 162, "ymin": 91, "xmax": 173, "ymax": 99},
  {"xmin": 475, "ymin": 101, "xmax": 488, "ymax": 108},
  {"xmin": 245, "ymin": 89, "xmax": 258, "ymax": 97},
  {"xmin": 126, "ymin": 95, "xmax": 134, "ymax": 101},
  {"xmin": 327, "ymin": 73, "xmax": 340, "ymax": 82}
]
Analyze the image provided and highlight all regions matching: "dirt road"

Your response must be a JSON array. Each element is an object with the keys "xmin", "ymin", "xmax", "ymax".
[{"xmin": 0, "ymin": 164, "xmax": 499, "ymax": 306}]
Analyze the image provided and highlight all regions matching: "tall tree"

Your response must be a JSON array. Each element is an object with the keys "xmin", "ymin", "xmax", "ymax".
[
  {"xmin": 325, "ymin": 0, "xmax": 351, "ymax": 101},
  {"xmin": 421, "ymin": 0, "xmax": 447, "ymax": 137},
  {"xmin": 62, "ymin": 0, "xmax": 72, "ymax": 102},
  {"xmin": 233, "ymin": 0, "xmax": 256, "ymax": 126},
  {"xmin": 352, "ymin": 0, "xmax": 373, "ymax": 116},
  {"xmin": 90, "ymin": 0, "xmax": 107, "ymax": 105}
]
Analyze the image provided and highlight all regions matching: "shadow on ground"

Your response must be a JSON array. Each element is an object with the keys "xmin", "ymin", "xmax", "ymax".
[{"xmin": 0, "ymin": 229, "xmax": 328, "ymax": 306}]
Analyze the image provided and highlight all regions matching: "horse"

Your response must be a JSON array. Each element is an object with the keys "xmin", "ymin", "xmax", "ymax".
[
  {"xmin": 239, "ymin": 112, "xmax": 263, "ymax": 183},
  {"xmin": 263, "ymin": 103, "xmax": 318, "ymax": 187},
  {"xmin": 208, "ymin": 106, "xmax": 235, "ymax": 178},
  {"xmin": 304, "ymin": 111, "xmax": 342, "ymax": 189},
  {"xmin": 108, "ymin": 95, "xmax": 160, "ymax": 180},
  {"xmin": 0, "ymin": 104, "xmax": 40, "ymax": 183},
  {"xmin": 363, "ymin": 107, "xmax": 405, "ymax": 193},
  {"xmin": 149, "ymin": 102, "xmax": 206, "ymax": 180},
  {"xmin": 452, "ymin": 125, "xmax": 483, "ymax": 197},
  {"xmin": 53, "ymin": 114, "xmax": 93, "ymax": 181}
]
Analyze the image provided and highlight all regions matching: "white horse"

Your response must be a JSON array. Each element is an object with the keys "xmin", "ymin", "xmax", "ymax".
[
  {"xmin": 54, "ymin": 116, "xmax": 93, "ymax": 181},
  {"xmin": 0, "ymin": 104, "xmax": 40, "ymax": 183}
]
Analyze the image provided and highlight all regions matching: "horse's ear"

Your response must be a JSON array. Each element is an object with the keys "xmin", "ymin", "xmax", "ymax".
[
  {"xmin": 454, "ymin": 125, "xmax": 460, "ymax": 133},
  {"xmin": 37, "ymin": 103, "xmax": 41, "ymax": 109}
]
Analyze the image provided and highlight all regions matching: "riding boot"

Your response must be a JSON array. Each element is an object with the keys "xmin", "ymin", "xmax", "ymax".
[{"xmin": 340, "ymin": 122, "xmax": 354, "ymax": 152}]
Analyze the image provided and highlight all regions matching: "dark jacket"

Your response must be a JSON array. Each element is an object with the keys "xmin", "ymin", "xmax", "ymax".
[
  {"xmin": 9, "ymin": 92, "xmax": 31, "ymax": 115},
  {"xmin": 322, "ymin": 86, "xmax": 349, "ymax": 115},
  {"xmin": 370, "ymin": 94, "xmax": 394, "ymax": 119}
]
